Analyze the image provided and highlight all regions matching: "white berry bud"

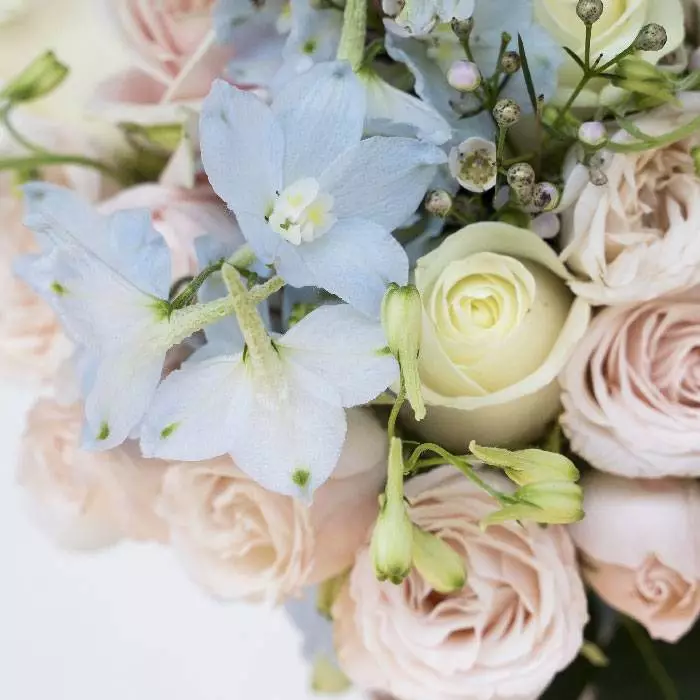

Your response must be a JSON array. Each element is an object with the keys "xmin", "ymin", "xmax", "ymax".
[
  {"xmin": 500, "ymin": 51, "xmax": 521, "ymax": 74},
  {"xmin": 576, "ymin": 0, "xmax": 603, "ymax": 24},
  {"xmin": 532, "ymin": 182, "xmax": 560, "ymax": 212},
  {"xmin": 578, "ymin": 121, "xmax": 607, "ymax": 148},
  {"xmin": 424, "ymin": 189, "xmax": 453, "ymax": 217},
  {"xmin": 635, "ymin": 23, "xmax": 667, "ymax": 52},
  {"xmin": 492, "ymin": 98, "xmax": 520, "ymax": 128},
  {"xmin": 506, "ymin": 162, "xmax": 536, "ymax": 189},
  {"xmin": 447, "ymin": 60, "xmax": 481, "ymax": 92}
]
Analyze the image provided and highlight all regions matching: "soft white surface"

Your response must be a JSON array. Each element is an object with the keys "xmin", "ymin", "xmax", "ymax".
[{"xmin": 0, "ymin": 381, "xmax": 364, "ymax": 700}]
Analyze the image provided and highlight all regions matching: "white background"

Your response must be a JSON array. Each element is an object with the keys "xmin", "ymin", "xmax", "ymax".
[
  {"xmin": 0, "ymin": 3, "xmax": 365, "ymax": 699},
  {"xmin": 0, "ymin": 383, "xmax": 366, "ymax": 700}
]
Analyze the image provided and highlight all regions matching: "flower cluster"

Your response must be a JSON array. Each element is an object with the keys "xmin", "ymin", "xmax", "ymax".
[{"xmin": 4, "ymin": 0, "xmax": 700, "ymax": 696}]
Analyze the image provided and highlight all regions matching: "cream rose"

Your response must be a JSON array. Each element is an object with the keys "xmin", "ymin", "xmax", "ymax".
[
  {"xmin": 413, "ymin": 223, "xmax": 590, "ymax": 451},
  {"xmin": 570, "ymin": 471, "xmax": 700, "ymax": 642},
  {"xmin": 99, "ymin": 183, "xmax": 241, "ymax": 281},
  {"xmin": 561, "ymin": 287, "xmax": 700, "ymax": 478},
  {"xmin": 535, "ymin": 0, "xmax": 685, "ymax": 106},
  {"xmin": 333, "ymin": 467, "xmax": 588, "ymax": 700},
  {"xmin": 17, "ymin": 398, "xmax": 169, "ymax": 549},
  {"xmin": 157, "ymin": 409, "xmax": 388, "ymax": 603},
  {"xmin": 561, "ymin": 94, "xmax": 700, "ymax": 305}
]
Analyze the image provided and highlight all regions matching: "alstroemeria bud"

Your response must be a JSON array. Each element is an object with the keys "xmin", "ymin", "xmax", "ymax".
[
  {"xmin": 578, "ymin": 121, "xmax": 607, "ymax": 148},
  {"xmin": 469, "ymin": 441, "xmax": 580, "ymax": 487},
  {"xmin": 0, "ymin": 51, "xmax": 69, "ymax": 104},
  {"xmin": 482, "ymin": 481, "xmax": 584, "ymax": 527},
  {"xmin": 370, "ymin": 438, "xmax": 414, "ymax": 584},
  {"xmin": 493, "ymin": 98, "xmax": 521, "ymax": 128},
  {"xmin": 412, "ymin": 525, "xmax": 466, "ymax": 594},
  {"xmin": 532, "ymin": 182, "xmax": 560, "ymax": 212},
  {"xmin": 449, "ymin": 137, "xmax": 498, "ymax": 193},
  {"xmin": 576, "ymin": 0, "xmax": 603, "ymax": 25},
  {"xmin": 382, "ymin": 283, "xmax": 425, "ymax": 421},
  {"xmin": 424, "ymin": 189, "xmax": 453, "ymax": 218},
  {"xmin": 635, "ymin": 23, "xmax": 668, "ymax": 52},
  {"xmin": 447, "ymin": 60, "xmax": 481, "ymax": 92}
]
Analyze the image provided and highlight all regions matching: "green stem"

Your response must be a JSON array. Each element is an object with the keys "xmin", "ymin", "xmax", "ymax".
[
  {"xmin": 248, "ymin": 275, "xmax": 285, "ymax": 305},
  {"xmin": 621, "ymin": 618, "xmax": 678, "ymax": 700},
  {"xmin": 387, "ymin": 380, "xmax": 406, "ymax": 442},
  {"xmin": 584, "ymin": 24, "xmax": 592, "ymax": 69},
  {"xmin": 170, "ymin": 260, "xmax": 224, "ymax": 310},
  {"xmin": 553, "ymin": 75, "xmax": 591, "ymax": 129},
  {"xmin": 609, "ymin": 114, "xmax": 700, "ymax": 153},
  {"xmin": 336, "ymin": 0, "xmax": 367, "ymax": 71},
  {"xmin": 166, "ymin": 296, "xmax": 236, "ymax": 346},
  {"xmin": 598, "ymin": 44, "xmax": 637, "ymax": 74},
  {"xmin": 0, "ymin": 153, "xmax": 129, "ymax": 185},
  {"xmin": 0, "ymin": 107, "xmax": 47, "ymax": 154}
]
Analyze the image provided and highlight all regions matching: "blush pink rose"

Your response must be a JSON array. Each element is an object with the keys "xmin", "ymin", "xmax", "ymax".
[
  {"xmin": 99, "ymin": 183, "xmax": 241, "ymax": 280},
  {"xmin": 17, "ymin": 398, "xmax": 169, "ymax": 549},
  {"xmin": 98, "ymin": 0, "xmax": 231, "ymax": 119},
  {"xmin": 157, "ymin": 409, "xmax": 388, "ymax": 603},
  {"xmin": 570, "ymin": 471, "xmax": 700, "ymax": 642},
  {"xmin": 333, "ymin": 467, "xmax": 588, "ymax": 700},
  {"xmin": 560, "ymin": 288, "xmax": 700, "ymax": 478}
]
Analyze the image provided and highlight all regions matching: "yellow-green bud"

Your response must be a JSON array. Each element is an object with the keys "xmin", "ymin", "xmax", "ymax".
[
  {"xmin": 469, "ymin": 441, "xmax": 579, "ymax": 487},
  {"xmin": 311, "ymin": 656, "xmax": 351, "ymax": 694},
  {"xmin": 121, "ymin": 121, "xmax": 184, "ymax": 154},
  {"xmin": 0, "ymin": 51, "xmax": 69, "ymax": 104},
  {"xmin": 316, "ymin": 572, "xmax": 348, "ymax": 619},
  {"xmin": 692, "ymin": 147, "xmax": 700, "ymax": 177},
  {"xmin": 381, "ymin": 283, "xmax": 425, "ymax": 421},
  {"xmin": 370, "ymin": 438, "xmax": 414, "ymax": 584},
  {"xmin": 482, "ymin": 481, "xmax": 584, "ymax": 527},
  {"xmin": 411, "ymin": 525, "xmax": 466, "ymax": 594}
]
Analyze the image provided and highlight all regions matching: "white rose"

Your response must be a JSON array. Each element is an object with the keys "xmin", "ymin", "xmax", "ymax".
[
  {"xmin": 561, "ymin": 93, "xmax": 700, "ymax": 305},
  {"xmin": 413, "ymin": 223, "xmax": 590, "ymax": 451},
  {"xmin": 534, "ymin": 0, "xmax": 685, "ymax": 106}
]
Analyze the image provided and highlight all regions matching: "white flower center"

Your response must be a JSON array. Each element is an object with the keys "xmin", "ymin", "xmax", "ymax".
[{"xmin": 268, "ymin": 178, "xmax": 336, "ymax": 245}]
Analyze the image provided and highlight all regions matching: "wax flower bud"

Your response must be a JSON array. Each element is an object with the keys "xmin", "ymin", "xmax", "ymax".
[
  {"xmin": 532, "ymin": 182, "xmax": 560, "ymax": 212},
  {"xmin": 500, "ymin": 51, "xmax": 521, "ymax": 75},
  {"xmin": 424, "ymin": 189, "xmax": 453, "ymax": 218},
  {"xmin": 469, "ymin": 441, "xmax": 580, "ymax": 487},
  {"xmin": 0, "ymin": 51, "xmax": 69, "ymax": 104},
  {"xmin": 370, "ymin": 438, "xmax": 414, "ymax": 584},
  {"xmin": 635, "ymin": 23, "xmax": 668, "ymax": 52},
  {"xmin": 382, "ymin": 283, "xmax": 425, "ymax": 421},
  {"xmin": 482, "ymin": 481, "xmax": 584, "ymax": 528},
  {"xmin": 411, "ymin": 525, "xmax": 466, "ymax": 594},
  {"xmin": 447, "ymin": 60, "xmax": 481, "ymax": 92},
  {"xmin": 448, "ymin": 137, "xmax": 497, "ymax": 193},
  {"xmin": 450, "ymin": 17, "xmax": 474, "ymax": 40},
  {"xmin": 576, "ymin": 0, "xmax": 604, "ymax": 25},
  {"xmin": 493, "ymin": 99, "xmax": 521, "ymax": 128},
  {"xmin": 578, "ymin": 121, "xmax": 607, "ymax": 148}
]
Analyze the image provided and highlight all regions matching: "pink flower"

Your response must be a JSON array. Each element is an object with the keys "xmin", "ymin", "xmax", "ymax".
[
  {"xmin": 333, "ymin": 467, "xmax": 588, "ymax": 700},
  {"xmin": 570, "ymin": 471, "xmax": 700, "ymax": 642},
  {"xmin": 98, "ymin": 0, "xmax": 231, "ymax": 119},
  {"xmin": 17, "ymin": 398, "xmax": 169, "ymax": 549},
  {"xmin": 560, "ymin": 288, "xmax": 700, "ymax": 478},
  {"xmin": 156, "ymin": 409, "xmax": 388, "ymax": 603},
  {"xmin": 99, "ymin": 183, "xmax": 240, "ymax": 280}
]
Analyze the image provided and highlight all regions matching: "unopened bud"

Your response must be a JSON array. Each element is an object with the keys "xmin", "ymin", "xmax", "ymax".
[
  {"xmin": 506, "ymin": 162, "xmax": 536, "ymax": 189},
  {"xmin": 424, "ymin": 189, "xmax": 453, "ymax": 217},
  {"xmin": 411, "ymin": 525, "xmax": 466, "ymax": 594},
  {"xmin": 589, "ymin": 168, "xmax": 608, "ymax": 186},
  {"xmin": 371, "ymin": 438, "xmax": 414, "ymax": 584},
  {"xmin": 0, "ymin": 51, "xmax": 69, "ymax": 104},
  {"xmin": 500, "ymin": 51, "xmax": 521, "ymax": 74},
  {"xmin": 381, "ymin": 284, "xmax": 425, "ymax": 421},
  {"xmin": 449, "ymin": 137, "xmax": 497, "ymax": 193},
  {"xmin": 447, "ymin": 60, "xmax": 481, "ymax": 92},
  {"xmin": 481, "ymin": 481, "xmax": 584, "ymax": 527},
  {"xmin": 578, "ymin": 121, "xmax": 607, "ymax": 148},
  {"xmin": 493, "ymin": 98, "xmax": 521, "ymax": 127},
  {"xmin": 469, "ymin": 441, "xmax": 580, "ymax": 487},
  {"xmin": 450, "ymin": 17, "xmax": 474, "ymax": 40},
  {"xmin": 576, "ymin": 0, "xmax": 603, "ymax": 24},
  {"xmin": 635, "ymin": 23, "xmax": 667, "ymax": 52},
  {"xmin": 532, "ymin": 182, "xmax": 560, "ymax": 212}
]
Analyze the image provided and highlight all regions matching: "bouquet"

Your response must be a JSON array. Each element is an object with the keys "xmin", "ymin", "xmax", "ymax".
[{"xmin": 3, "ymin": 0, "xmax": 700, "ymax": 697}]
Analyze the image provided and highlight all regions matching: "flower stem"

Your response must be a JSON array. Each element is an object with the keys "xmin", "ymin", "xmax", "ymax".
[
  {"xmin": 336, "ymin": 0, "xmax": 367, "ymax": 71},
  {"xmin": 0, "ymin": 153, "xmax": 130, "ymax": 185},
  {"xmin": 248, "ymin": 275, "xmax": 285, "ymax": 305},
  {"xmin": 387, "ymin": 380, "xmax": 407, "ymax": 442}
]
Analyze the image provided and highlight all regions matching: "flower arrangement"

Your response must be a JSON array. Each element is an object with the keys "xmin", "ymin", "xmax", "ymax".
[{"xmin": 4, "ymin": 0, "xmax": 700, "ymax": 697}]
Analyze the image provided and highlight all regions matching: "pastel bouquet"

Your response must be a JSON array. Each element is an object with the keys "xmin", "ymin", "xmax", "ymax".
[{"xmin": 4, "ymin": 0, "xmax": 700, "ymax": 697}]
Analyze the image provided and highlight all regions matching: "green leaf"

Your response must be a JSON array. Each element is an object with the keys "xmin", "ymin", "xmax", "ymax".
[
  {"xmin": 562, "ymin": 46, "xmax": 587, "ymax": 72},
  {"xmin": 517, "ymin": 33, "xmax": 539, "ymax": 114}
]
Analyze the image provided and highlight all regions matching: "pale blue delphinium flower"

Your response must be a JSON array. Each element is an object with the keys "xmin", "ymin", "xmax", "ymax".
[
  {"xmin": 141, "ymin": 302, "xmax": 398, "ymax": 497},
  {"xmin": 200, "ymin": 61, "xmax": 446, "ymax": 316},
  {"xmin": 16, "ymin": 183, "xmax": 189, "ymax": 450},
  {"xmin": 386, "ymin": 0, "xmax": 563, "ymax": 141}
]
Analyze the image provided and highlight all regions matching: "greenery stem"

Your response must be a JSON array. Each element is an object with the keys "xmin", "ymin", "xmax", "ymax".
[
  {"xmin": 584, "ymin": 24, "xmax": 592, "ymax": 68},
  {"xmin": 248, "ymin": 275, "xmax": 285, "ymax": 305},
  {"xmin": 0, "ymin": 153, "xmax": 129, "ymax": 185},
  {"xmin": 387, "ymin": 380, "xmax": 407, "ymax": 441},
  {"xmin": 336, "ymin": 0, "xmax": 368, "ymax": 71}
]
